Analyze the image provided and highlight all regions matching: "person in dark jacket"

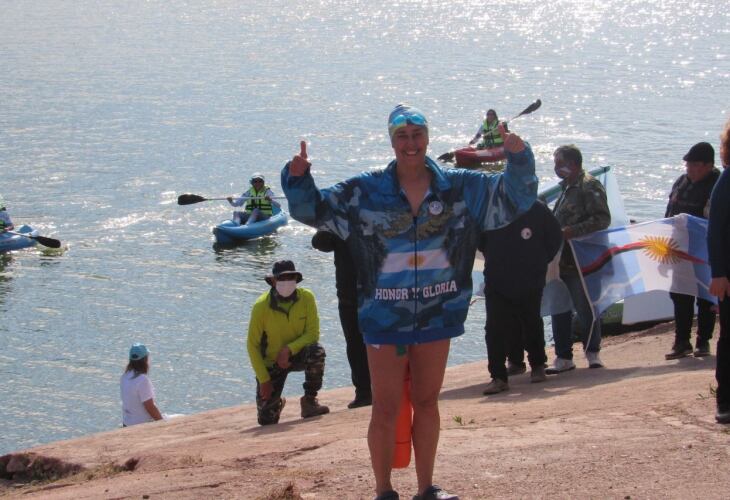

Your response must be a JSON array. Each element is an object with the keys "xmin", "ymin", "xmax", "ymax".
[
  {"xmin": 665, "ymin": 142, "xmax": 720, "ymax": 360},
  {"xmin": 311, "ymin": 230, "xmax": 372, "ymax": 408},
  {"xmin": 709, "ymin": 121, "xmax": 730, "ymax": 424},
  {"xmin": 479, "ymin": 201, "xmax": 563, "ymax": 394}
]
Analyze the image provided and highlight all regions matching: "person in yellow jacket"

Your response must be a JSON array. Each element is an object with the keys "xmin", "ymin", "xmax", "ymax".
[
  {"xmin": 469, "ymin": 109, "xmax": 507, "ymax": 149},
  {"xmin": 247, "ymin": 259, "xmax": 329, "ymax": 425}
]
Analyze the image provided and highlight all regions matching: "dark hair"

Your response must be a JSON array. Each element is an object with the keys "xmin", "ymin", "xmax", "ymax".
[
  {"xmin": 721, "ymin": 117, "xmax": 730, "ymax": 167},
  {"xmin": 486, "ymin": 109, "xmax": 498, "ymax": 119},
  {"xmin": 554, "ymin": 144, "xmax": 583, "ymax": 168},
  {"xmin": 125, "ymin": 356, "xmax": 149, "ymax": 378}
]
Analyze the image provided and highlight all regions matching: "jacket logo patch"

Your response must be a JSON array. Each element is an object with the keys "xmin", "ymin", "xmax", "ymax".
[
  {"xmin": 521, "ymin": 228, "xmax": 533, "ymax": 240},
  {"xmin": 428, "ymin": 201, "xmax": 443, "ymax": 215}
]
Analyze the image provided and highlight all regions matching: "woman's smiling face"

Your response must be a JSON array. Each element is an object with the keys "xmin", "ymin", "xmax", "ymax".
[{"xmin": 391, "ymin": 123, "xmax": 429, "ymax": 168}]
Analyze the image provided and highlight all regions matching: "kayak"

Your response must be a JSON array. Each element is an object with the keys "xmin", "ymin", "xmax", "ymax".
[
  {"xmin": 213, "ymin": 206, "xmax": 288, "ymax": 244},
  {"xmin": 454, "ymin": 146, "xmax": 506, "ymax": 168},
  {"xmin": 0, "ymin": 225, "xmax": 38, "ymax": 253}
]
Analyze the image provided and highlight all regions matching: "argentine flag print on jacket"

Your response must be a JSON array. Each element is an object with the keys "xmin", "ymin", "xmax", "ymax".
[{"xmin": 282, "ymin": 149, "xmax": 537, "ymax": 345}]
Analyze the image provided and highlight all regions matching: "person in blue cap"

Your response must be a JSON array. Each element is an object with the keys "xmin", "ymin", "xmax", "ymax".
[
  {"xmin": 282, "ymin": 103, "xmax": 537, "ymax": 500},
  {"xmin": 120, "ymin": 343, "xmax": 163, "ymax": 426},
  {"xmin": 227, "ymin": 173, "xmax": 281, "ymax": 225}
]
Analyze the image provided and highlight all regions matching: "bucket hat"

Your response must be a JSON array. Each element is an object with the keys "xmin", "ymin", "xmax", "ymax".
[{"xmin": 265, "ymin": 260, "xmax": 303, "ymax": 285}]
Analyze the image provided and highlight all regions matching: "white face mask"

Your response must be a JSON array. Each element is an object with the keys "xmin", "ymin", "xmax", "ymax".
[
  {"xmin": 275, "ymin": 280, "xmax": 297, "ymax": 298},
  {"xmin": 554, "ymin": 164, "xmax": 573, "ymax": 179}
]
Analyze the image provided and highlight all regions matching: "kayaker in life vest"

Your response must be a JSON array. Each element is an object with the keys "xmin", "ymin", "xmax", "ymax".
[
  {"xmin": 469, "ymin": 109, "xmax": 508, "ymax": 150},
  {"xmin": 227, "ymin": 173, "xmax": 281, "ymax": 225},
  {"xmin": 0, "ymin": 194, "xmax": 14, "ymax": 233}
]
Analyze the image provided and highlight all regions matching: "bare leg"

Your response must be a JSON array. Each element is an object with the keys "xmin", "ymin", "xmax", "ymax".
[
  {"xmin": 246, "ymin": 208, "xmax": 261, "ymax": 225},
  {"xmin": 409, "ymin": 339, "xmax": 450, "ymax": 495},
  {"xmin": 367, "ymin": 344, "xmax": 408, "ymax": 496}
]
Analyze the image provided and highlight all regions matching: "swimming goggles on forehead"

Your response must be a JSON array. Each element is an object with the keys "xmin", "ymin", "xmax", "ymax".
[{"xmin": 389, "ymin": 112, "xmax": 427, "ymax": 129}]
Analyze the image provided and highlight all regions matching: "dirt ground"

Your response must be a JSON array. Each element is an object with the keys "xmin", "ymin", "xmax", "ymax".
[{"xmin": 2, "ymin": 322, "xmax": 728, "ymax": 499}]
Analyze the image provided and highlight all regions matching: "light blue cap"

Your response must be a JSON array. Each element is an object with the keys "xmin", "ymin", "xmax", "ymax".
[
  {"xmin": 129, "ymin": 343, "xmax": 149, "ymax": 361},
  {"xmin": 387, "ymin": 104, "xmax": 428, "ymax": 138}
]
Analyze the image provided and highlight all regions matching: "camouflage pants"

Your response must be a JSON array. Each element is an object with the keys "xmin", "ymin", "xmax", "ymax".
[{"xmin": 255, "ymin": 342, "xmax": 326, "ymax": 425}]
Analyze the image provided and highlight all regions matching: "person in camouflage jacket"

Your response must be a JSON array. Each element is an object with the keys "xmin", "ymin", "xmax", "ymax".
[{"xmin": 545, "ymin": 145, "xmax": 611, "ymax": 374}]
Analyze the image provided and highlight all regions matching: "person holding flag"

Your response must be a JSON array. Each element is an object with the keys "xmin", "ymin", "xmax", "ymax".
[
  {"xmin": 664, "ymin": 142, "xmax": 720, "ymax": 360},
  {"xmin": 545, "ymin": 145, "xmax": 611, "ymax": 374}
]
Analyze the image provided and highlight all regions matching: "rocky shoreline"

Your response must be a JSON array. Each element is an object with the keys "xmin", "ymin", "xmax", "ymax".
[{"xmin": 2, "ymin": 322, "xmax": 728, "ymax": 499}]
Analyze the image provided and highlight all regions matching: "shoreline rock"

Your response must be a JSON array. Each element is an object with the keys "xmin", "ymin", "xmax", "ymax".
[{"xmin": 2, "ymin": 322, "xmax": 728, "ymax": 499}]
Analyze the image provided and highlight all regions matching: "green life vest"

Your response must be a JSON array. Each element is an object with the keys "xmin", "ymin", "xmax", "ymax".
[
  {"xmin": 480, "ymin": 119, "xmax": 504, "ymax": 147},
  {"xmin": 245, "ymin": 185, "xmax": 273, "ymax": 215}
]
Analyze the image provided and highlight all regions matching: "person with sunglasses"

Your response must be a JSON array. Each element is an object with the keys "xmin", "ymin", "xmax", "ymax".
[
  {"xmin": 246, "ymin": 259, "xmax": 329, "ymax": 425},
  {"xmin": 226, "ymin": 173, "xmax": 281, "ymax": 225},
  {"xmin": 282, "ymin": 104, "xmax": 537, "ymax": 500}
]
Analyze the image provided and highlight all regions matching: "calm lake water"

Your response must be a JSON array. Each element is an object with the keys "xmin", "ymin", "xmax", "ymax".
[{"xmin": 1, "ymin": 0, "xmax": 728, "ymax": 454}]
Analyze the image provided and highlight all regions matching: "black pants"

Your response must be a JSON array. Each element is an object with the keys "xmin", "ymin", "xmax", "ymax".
[
  {"xmin": 484, "ymin": 289, "xmax": 547, "ymax": 382},
  {"xmin": 255, "ymin": 343, "xmax": 326, "ymax": 425},
  {"xmin": 717, "ymin": 297, "xmax": 730, "ymax": 411},
  {"xmin": 339, "ymin": 301, "xmax": 371, "ymax": 398},
  {"xmin": 669, "ymin": 292, "xmax": 716, "ymax": 345}
]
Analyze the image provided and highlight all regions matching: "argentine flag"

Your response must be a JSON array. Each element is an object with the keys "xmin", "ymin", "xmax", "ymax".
[{"xmin": 570, "ymin": 213, "xmax": 716, "ymax": 315}]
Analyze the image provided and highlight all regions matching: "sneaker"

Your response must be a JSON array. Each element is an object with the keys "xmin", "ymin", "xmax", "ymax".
[
  {"xmin": 506, "ymin": 361, "xmax": 527, "ymax": 376},
  {"xmin": 717, "ymin": 407, "xmax": 730, "ymax": 424},
  {"xmin": 585, "ymin": 351, "xmax": 604, "ymax": 369},
  {"xmin": 665, "ymin": 343, "xmax": 693, "ymax": 360},
  {"xmin": 375, "ymin": 490, "xmax": 400, "ymax": 500},
  {"xmin": 347, "ymin": 394, "xmax": 373, "ymax": 409},
  {"xmin": 694, "ymin": 340, "xmax": 711, "ymax": 357},
  {"xmin": 482, "ymin": 378, "xmax": 509, "ymax": 395},
  {"xmin": 545, "ymin": 357, "xmax": 576, "ymax": 374},
  {"xmin": 412, "ymin": 485, "xmax": 459, "ymax": 500},
  {"xmin": 530, "ymin": 365, "xmax": 547, "ymax": 383},
  {"xmin": 300, "ymin": 396, "xmax": 330, "ymax": 418}
]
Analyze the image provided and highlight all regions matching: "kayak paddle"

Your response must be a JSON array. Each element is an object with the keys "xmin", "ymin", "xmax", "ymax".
[
  {"xmin": 177, "ymin": 193, "xmax": 286, "ymax": 205},
  {"xmin": 177, "ymin": 194, "xmax": 229, "ymax": 205},
  {"xmin": 437, "ymin": 99, "xmax": 542, "ymax": 163},
  {"xmin": 7, "ymin": 230, "xmax": 61, "ymax": 248}
]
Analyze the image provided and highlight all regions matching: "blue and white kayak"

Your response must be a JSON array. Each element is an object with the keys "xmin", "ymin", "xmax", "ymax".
[
  {"xmin": 213, "ymin": 206, "xmax": 288, "ymax": 244},
  {"xmin": 0, "ymin": 225, "xmax": 38, "ymax": 253}
]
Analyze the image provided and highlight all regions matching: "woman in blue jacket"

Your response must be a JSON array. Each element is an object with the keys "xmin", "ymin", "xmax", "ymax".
[{"xmin": 282, "ymin": 104, "xmax": 536, "ymax": 500}]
